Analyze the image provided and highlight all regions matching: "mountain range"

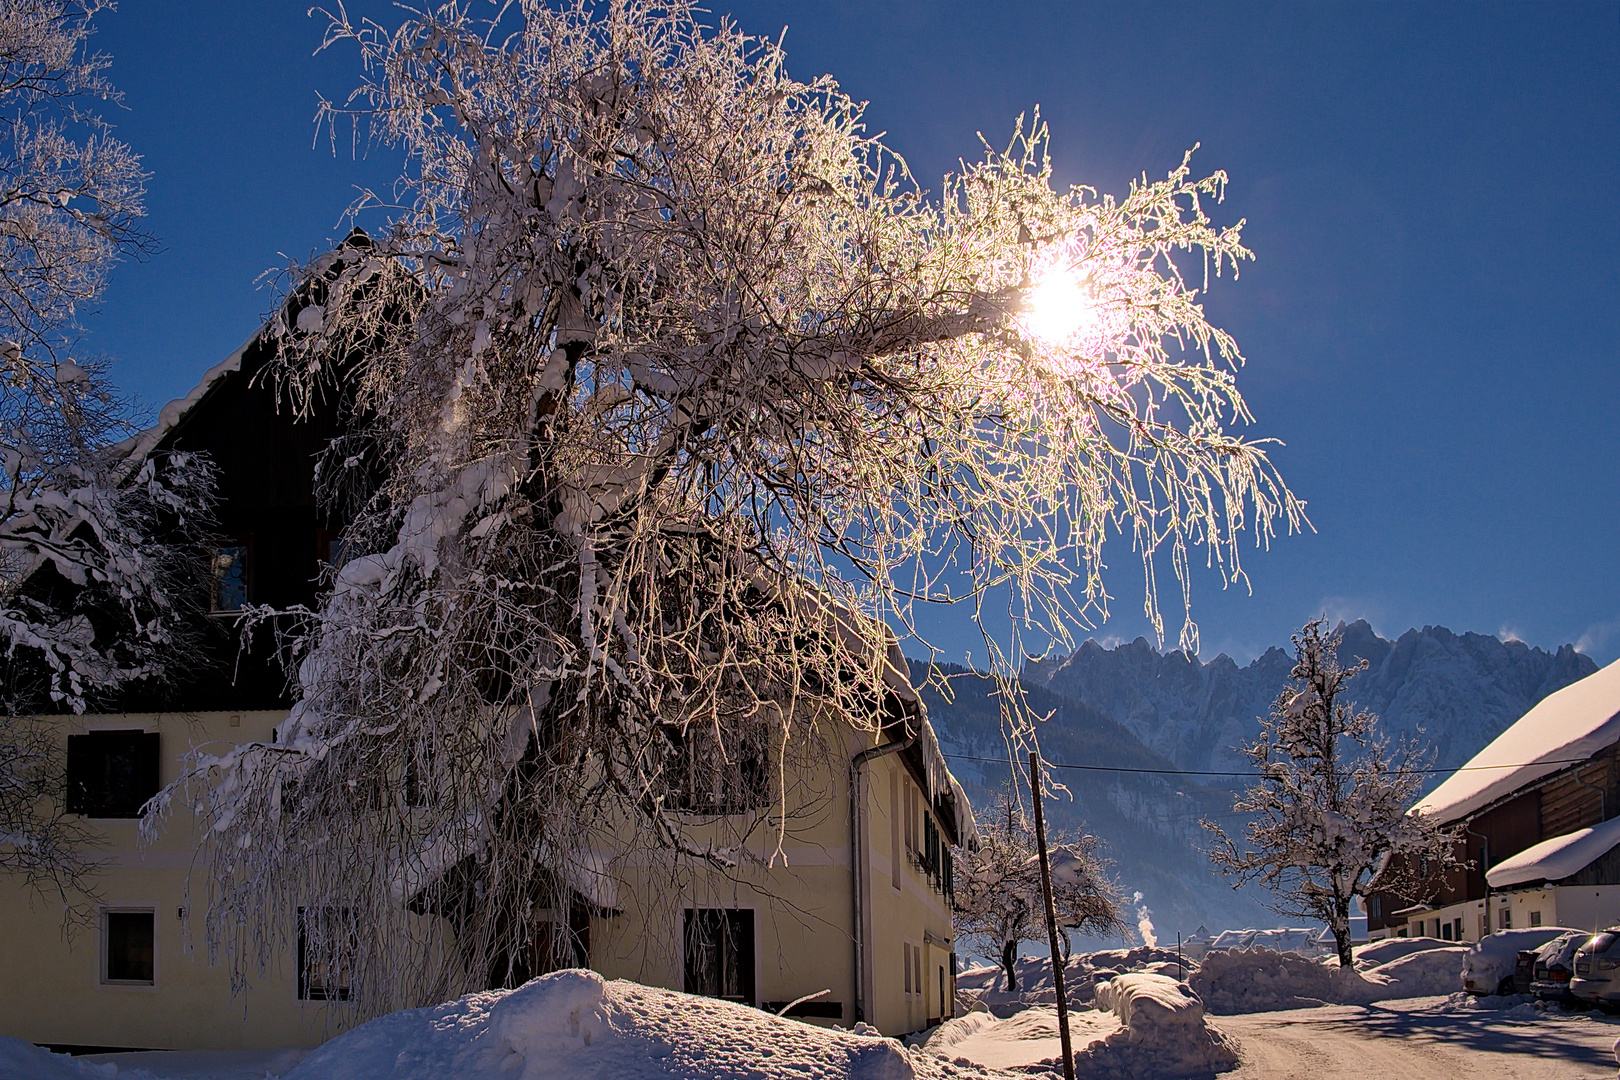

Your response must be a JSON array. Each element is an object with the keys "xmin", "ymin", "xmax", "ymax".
[{"xmin": 919, "ymin": 622, "xmax": 1598, "ymax": 949}]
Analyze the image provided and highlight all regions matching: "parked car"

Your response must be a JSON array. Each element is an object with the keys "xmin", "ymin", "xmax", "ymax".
[
  {"xmin": 1572, "ymin": 929, "xmax": 1620, "ymax": 1008},
  {"xmin": 1461, "ymin": 927, "xmax": 1580, "ymax": 995},
  {"xmin": 1529, "ymin": 931, "xmax": 1587, "ymax": 1002}
]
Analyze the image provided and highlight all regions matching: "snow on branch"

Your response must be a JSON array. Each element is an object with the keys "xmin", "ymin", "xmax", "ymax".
[{"xmin": 168, "ymin": 0, "xmax": 1302, "ymax": 1015}]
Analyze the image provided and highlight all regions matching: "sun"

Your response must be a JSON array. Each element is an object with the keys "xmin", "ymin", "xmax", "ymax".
[{"xmin": 1022, "ymin": 264, "xmax": 1099, "ymax": 347}]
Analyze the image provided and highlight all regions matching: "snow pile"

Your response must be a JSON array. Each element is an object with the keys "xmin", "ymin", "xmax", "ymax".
[
  {"xmin": 1189, "ymin": 948, "xmax": 1340, "ymax": 1014},
  {"xmin": 924, "ymin": 978, "xmax": 1237, "ymax": 1080},
  {"xmin": 1192, "ymin": 945, "xmax": 1469, "ymax": 1013},
  {"xmin": 0, "ymin": 1039, "xmax": 119, "ymax": 1080},
  {"xmin": 921, "ymin": 1008, "xmax": 1120, "ymax": 1072},
  {"xmin": 283, "ymin": 970, "xmax": 1003, "ymax": 1080},
  {"xmin": 1340, "ymin": 935, "xmax": 1451, "ymax": 970},
  {"xmin": 955, "ymin": 948, "xmax": 1194, "ymax": 1017},
  {"xmin": 1077, "ymin": 974, "xmax": 1238, "ymax": 1077},
  {"xmin": 1487, "ymin": 817, "xmax": 1620, "ymax": 888},
  {"xmin": 1358, "ymin": 946, "xmax": 1468, "ymax": 997}
]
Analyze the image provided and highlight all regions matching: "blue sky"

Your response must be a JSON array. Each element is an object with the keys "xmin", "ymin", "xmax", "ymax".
[{"xmin": 84, "ymin": 2, "xmax": 1619, "ymax": 665}]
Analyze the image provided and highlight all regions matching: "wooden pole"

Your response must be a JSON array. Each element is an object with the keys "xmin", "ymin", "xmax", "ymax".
[{"xmin": 1029, "ymin": 751, "xmax": 1075, "ymax": 1080}]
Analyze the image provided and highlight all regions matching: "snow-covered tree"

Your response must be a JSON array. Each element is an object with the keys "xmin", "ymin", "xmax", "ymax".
[
  {"xmin": 954, "ymin": 787, "xmax": 1126, "ymax": 988},
  {"xmin": 0, "ymin": 0, "xmax": 214, "ymax": 911},
  {"xmin": 1202, "ymin": 620, "xmax": 1460, "ymax": 967},
  {"xmin": 160, "ymin": 0, "xmax": 1300, "ymax": 1013}
]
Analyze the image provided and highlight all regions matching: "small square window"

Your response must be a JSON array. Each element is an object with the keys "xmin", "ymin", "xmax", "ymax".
[
  {"xmin": 66, "ymin": 730, "xmax": 160, "ymax": 818},
  {"xmin": 103, "ymin": 910, "xmax": 154, "ymax": 984},
  {"xmin": 1529, "ymin": 910, "xmax": 1542, "ymax": 927}
]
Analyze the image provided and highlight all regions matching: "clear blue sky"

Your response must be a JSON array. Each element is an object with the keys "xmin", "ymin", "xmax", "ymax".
[{"xmin": 84, "ymin": 2, "xmax": 1619, "ymax": 666}]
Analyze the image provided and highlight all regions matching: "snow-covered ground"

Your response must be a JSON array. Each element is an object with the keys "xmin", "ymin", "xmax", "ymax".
[{"xmin": 1220, "ymin": 994, "xmax": 1620, "ymax": 1080}]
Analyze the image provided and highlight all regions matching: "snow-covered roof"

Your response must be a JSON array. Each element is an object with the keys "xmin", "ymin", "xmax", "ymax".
[
  {"xmin": 1486, "ymin": 816, "xmax": 1620, "ymax": 889},
  {"xmin": 1412, "ymin": 656, "xmax": 1620, "ymax": 825}
]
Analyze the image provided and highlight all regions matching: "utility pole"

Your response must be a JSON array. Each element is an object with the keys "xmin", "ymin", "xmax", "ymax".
[{"xmin": 1029, "ymin": 751, "xmax": 1075, "ymax": 1080}]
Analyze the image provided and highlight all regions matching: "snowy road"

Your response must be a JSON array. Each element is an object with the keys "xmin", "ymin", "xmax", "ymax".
[{"xmin": 1216, "ymin": 996, "xmax": 1620, "ymax": 1079}]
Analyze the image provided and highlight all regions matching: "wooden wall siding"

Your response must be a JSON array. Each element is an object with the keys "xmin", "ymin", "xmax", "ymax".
[
  {"xmin": 117, "ymin": 335, "xmax": 347, "ymax": 713},
  {"xmin": 1562, "ymin": 843, "xmax": 1620, "ymax": 888},
  {"xmin": 1540, "ymin": 752, "xmax": 1617, "ymax": 839}
]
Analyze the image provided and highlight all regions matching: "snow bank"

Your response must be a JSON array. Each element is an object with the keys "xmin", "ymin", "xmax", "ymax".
[
  {"xmin": 1343, "ymin": 936, "xmax": 1451, "ymax": 970},
  {"xmin": 1191, "ymin": 945, "xmax": 1470, "ymax": 1013},
  {"xmin": 1079, "ymin": 974, "xmax": 1238, "ymax": 1077},
  {"xmin": 1360, "ymin": 946, "xmax": 1468, "ymax": 998},
  {"xmin": 924, "ymin": 979, "xmax": 1237, "ymax": 1080},
  {"xmin": 1189, "ymin": 948, "xmax": 1340, "ymax": 1014},
  {"xmin": 1487, "ymin": 817, "xmax": 1620, "ymax": 888},
  {"xmin": 955, "ymin": 948, "xmax": 1194, "ymax": 1017},
  {"xmin": 1415, "ymin": 656, "xmax": 1620, "ymax": 826},
  {"xmin": 0, "ymin": 1038, "xmax": 118, "ymax": 1079},
  {"xmin": 921, "ymin": 1008, "xmax": 1119, "ymax": 1072},
  {"xmin": 284, "ymin": 970, "xmax": 1003, "ymax": 1080}
]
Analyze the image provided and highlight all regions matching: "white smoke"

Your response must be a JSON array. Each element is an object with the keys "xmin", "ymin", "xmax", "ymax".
[{"xmin": 1132, "ymin": 891, "xmax": 1158, "ymax": 947}]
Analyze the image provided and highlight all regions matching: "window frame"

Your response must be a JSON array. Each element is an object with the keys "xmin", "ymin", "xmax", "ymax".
[
  {"xmin": 208, "ymin": 533, "xmax": 254, "ymax": 615},
  {"xmin": 100, "ymin": 906, "xmax": 157, "ymax": 989},
  {"xmin": 66, "ymin": 729, "xmax": 160, "ymax": 819},
  {"xmin": 297, "ymin": 905, "xmax": 357, "ymax": 1002}
]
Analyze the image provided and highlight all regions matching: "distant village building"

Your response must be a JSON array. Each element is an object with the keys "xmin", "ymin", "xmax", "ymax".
[
  {"xmin": 1366, "ymin": 658, "xmax": 1620, "ymax": 942},
  {"xmin": 0, "ymin": 274, "xmax": 975, "ymax": 1051}
]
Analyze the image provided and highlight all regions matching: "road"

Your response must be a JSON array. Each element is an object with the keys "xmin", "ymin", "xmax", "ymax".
[{"xmin": 1215, "ymin": 996, "xmax": 1620, "ymax": 1080}]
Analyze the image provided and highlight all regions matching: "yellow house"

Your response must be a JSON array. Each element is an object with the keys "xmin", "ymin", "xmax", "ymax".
[{"xmin": 0, "ymin": 285, "xmax": 975, "ymax": 1052}]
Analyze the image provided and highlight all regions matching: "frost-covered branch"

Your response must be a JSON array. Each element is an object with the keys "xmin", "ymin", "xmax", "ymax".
[{"xmin": 169, "ymin": 0, "xmax": 1299, "ymax": 1014}]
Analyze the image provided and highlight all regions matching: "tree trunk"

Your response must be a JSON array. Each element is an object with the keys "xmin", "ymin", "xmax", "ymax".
[
  {"xmin": 1333, "ymin": 897, "xmax": 1354, "ymax": 969},
  {"xmin": 1001, "ymin": 939, "xmax": 1019, "ymax": 992}
]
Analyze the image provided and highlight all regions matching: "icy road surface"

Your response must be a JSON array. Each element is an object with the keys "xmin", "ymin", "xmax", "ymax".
[{"xmin": 1217, "ymin": 995, "xmax": 1620, "ymax": 1079}]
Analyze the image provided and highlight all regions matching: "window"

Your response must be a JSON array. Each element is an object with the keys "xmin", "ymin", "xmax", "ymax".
[
  {"xmin": 1441, "ymin": 921, "xmax": 1452, "ymax": 941},
  {"xmin": 903, "ymin": 943, "xmax": 912, "ymax": 994},
  {"xmin": 1499, "ymin": 907, "xmax": 1512, "ymax": 930},
  {"xmin": 683, "ymin": 909, "xmax": 754, "ymax": 1005},
  {"xmin": 1367, "ymin": 895, "xmax": 1382, "ymax": 920},
  {"xmin": 662, "ymin": 723, "xmax": 770, "ymax": 814},
  {"xmin": 210, "ymin": 537, "xmax": 251, "ymax": 612},
  {"xmin": 298, "ymin": 906, "xmax": 356, "ymax": 1001},
  {"xmin": 1479, "ymin": 914, "xmax": 1489, "ymax": 938},
  {"xmin": 890, "ymin": 771, "xmax": 902, "ymax": 891},
  {"xmin": 66, "ymin": 730, "xmax": 160, "ymax": 818},
  {"xmin": 317, "ymin": 528, "xmax": 349, "ymax": 570},
  {"xmin": 1529, "ymin": 910, "xmax": 1542, "ymax": 927},
  {"xmin": 1454, "ymin": 917, "xmax": 1464, "ymax": 940},
  {"xmin": 103, "ymin": 909, "xmax": 154, "ymax": 985}
]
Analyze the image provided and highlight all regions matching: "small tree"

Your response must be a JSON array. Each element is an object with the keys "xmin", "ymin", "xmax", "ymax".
[
  {"xmin": 0, "ymin": 1, "xmax": 214, "ymax": 914},
  {"xmin": 955, "ymin": 787, "xmax": 1126, "ymax": 988},
  {"xmin": 1202, "ymin": 620, "xmax": 1460, "ymax": 967}
]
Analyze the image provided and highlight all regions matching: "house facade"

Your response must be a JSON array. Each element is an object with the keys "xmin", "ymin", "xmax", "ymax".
[
  {"xmin": 0, "ymin": 283, "xmax": 974, "ymax": 1050},
  {"xmin": 1366, "ymin": 657, "xmax": 1620, "ymax": 942}
]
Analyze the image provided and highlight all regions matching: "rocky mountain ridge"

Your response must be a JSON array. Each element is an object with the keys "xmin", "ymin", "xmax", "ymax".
[
  {"xmin": 920, "ymin": 623, "xmax": 1598, "ymax": 945},
  {"xmin": 1022, "ymin": 620, "xmax": 1596, "ymax": 780}
]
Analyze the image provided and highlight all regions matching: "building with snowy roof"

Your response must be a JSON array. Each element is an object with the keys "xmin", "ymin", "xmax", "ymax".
[
  {"xmin": 1365, "ymin": 656, "xmax": 1620, "ymax": 944},
  {"xmin": 0, "ymin": 236, "xmax": 975, "ymax": 1051}
]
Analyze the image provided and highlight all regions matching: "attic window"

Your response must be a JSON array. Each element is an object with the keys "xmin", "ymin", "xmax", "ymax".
[{"xmin": 210, "ymin": 536, "xmax": 252, "ymax": 612}]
